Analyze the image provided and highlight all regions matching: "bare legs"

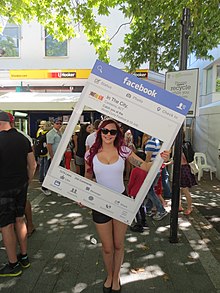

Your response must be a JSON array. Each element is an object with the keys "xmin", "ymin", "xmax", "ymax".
[
  {"xmin": 15, "ymin": 217, "xmax": 28, "ymax": 255},
  {"xmin": 1, "ymin": 216, "xmax": 27, "ymax": 263},
  {"xmin": 112, "ymin": 220, "xmax": 127, "ymax": 290},
  {"xmin": 95, "ymin": 219, "xmax": 127, "ymax": 290},
  {"xmin": 1, "ymin": 224, "xmax": 17, "ymax": 263},
  {"xmin": 180, "ymin": 187, "xmax": 193, "ymax": 214}
]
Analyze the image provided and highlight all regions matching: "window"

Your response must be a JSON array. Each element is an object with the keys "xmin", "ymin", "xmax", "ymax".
[
  {"xmin": 216, "ymin": 65, "xmax": 220, "ymax": 92},
  {"xmin": 206, "ymin": 67, "xmax": 212, "ymax": 95},
  {"xmin": 45, "ymin": 30, "xmax": 67, "ymax": 57},
  {"xmin": 0, "ymin": 23, "xmax": 20, "ymax": 57}
]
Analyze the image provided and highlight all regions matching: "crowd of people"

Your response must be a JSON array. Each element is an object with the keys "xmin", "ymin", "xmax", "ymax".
[{"xmin": 0, "ymin": 111, "xmax": 197, "ymax": 291}]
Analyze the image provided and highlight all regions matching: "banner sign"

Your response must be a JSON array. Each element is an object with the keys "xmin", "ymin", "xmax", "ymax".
[
  {"xmin": 10, "ymin": 69, "xmax": 91, "ymax": 79},
  {"xmin": 165, "ymin": 69, "xmax": 199, "ymax": 117},
  {"xmin": 43, "ymin": 60, "xmax": 192, "ymax": 225},
  {"xmin": 9, "ymin": 69, "xmax": 148, "ymax": 80}
]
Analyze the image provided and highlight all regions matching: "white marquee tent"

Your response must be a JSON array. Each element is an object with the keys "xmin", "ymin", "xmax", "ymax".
[
  {"xmin": 194, "ymin": 101, "xmax": 220, "ymax": 179},
  {"xmin": 0, "ymin": 92, "xmax": 84, "ymax": 111}
]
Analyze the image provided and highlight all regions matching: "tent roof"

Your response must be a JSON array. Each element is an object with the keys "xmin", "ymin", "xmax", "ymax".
[{"xmin": 0, "ymin": 92, "xmax": 83, "ymax": 111}]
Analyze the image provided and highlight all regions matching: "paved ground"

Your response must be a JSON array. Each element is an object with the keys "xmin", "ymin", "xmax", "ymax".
[
  {"xmin": 191, "ymin": 174, "xmax": 220, "ymax": 233},
  {"xmin": 0, "ymin": 173, "xmax": 220, "ymax": 293}
]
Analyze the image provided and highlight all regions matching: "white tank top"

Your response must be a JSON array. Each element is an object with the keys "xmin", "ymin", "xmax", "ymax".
[{"xmin": 92, "ymin": 146, "xmax": 131, "ymax": 193}]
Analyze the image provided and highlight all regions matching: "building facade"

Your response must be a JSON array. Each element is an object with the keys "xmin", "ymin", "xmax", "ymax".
[
  {"xmin": 188, "ymin": 46, "xmax": 220, "ymax": 107},
  {"xmin": 0, "ymin": 13, "xmax": 165, "ymax": 137}
]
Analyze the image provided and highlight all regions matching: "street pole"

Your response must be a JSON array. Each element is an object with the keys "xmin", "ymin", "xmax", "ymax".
[{"xmin": 169, "ymin": 8, "xmax": 191, "ymax": 243}]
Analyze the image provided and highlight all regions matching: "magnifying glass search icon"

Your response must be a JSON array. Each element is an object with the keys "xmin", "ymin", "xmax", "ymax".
[{"xmin": 97, "ymin": 65, "xmax": 103, "ymax": 73}]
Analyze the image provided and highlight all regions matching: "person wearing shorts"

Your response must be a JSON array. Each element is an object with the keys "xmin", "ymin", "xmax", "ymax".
[
  {"xmin": 0, "ymin": 111, "xmax": 36, "ymax": 277},
  {"xmin": 84, "ymin": 118, "xmax": 169, "ymax": 292}
]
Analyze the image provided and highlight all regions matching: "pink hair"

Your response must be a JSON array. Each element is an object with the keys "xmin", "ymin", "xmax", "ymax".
[{"xmin": 86, "ymin": 119, "xmax": 127, "ymax": 173}]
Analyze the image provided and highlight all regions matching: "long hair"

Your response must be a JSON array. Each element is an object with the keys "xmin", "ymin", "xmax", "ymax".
[
  {"xmin": 77, "ymin": 123, "xmax": 90, "ymax": 142},
  {"xmin": 86, "ymin": 119, "xmax": 126, "ymax": 172},
  {"xmin": 76, "ymin": 123, "xmax": 91, "ymax": 157}
]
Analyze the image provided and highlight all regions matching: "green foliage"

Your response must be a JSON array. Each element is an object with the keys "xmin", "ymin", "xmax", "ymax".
[
  {"xmin": 118, "ymin": 0, "xmax": 220, "ymax": 71},
  {"xmin": 45, "ymin": 34, "xmax": 67, "ymax": 56},
  {"xmin": 0, "ymin": 36, "xmax": 18, "ymax": 56},
  {"xmin": 0, "ymin": 0, "xmax": 220, "ymax": 70}
]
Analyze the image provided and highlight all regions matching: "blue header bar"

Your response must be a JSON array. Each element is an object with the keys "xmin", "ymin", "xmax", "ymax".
[{"xmin": 91, "ymin": 60, "xmax": 192, "ymax": 116}]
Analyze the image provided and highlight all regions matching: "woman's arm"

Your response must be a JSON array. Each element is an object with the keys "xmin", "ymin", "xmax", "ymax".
[
  {"xmin": 128, "ymin": 152, "xmax": 152, "ymax": 171},
  {"xmin": 128, "ymin": 150, "xmax": 170, "ymax": 172},
  {"xmin": 84, "ymin": 161, "xmax": 93, "ymax": 180},
  {"xmin": 27, "ymin": 152, "xmax": 37, "ymax": 183}
]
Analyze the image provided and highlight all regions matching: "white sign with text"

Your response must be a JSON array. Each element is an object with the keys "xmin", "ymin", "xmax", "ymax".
[{"xmin": 165, "ymin": 69, "xmax": 199, "ymax": 117}]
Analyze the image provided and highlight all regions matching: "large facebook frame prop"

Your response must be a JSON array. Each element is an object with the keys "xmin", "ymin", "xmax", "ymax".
[{"xmin": 43, "ymin": 60, "xmax": 191, "ymax": 225}]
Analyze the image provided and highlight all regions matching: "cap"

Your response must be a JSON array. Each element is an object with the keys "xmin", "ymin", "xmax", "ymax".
[
  {"xmin": 39, "ymin": 120, "xmax": 47, "ymax": 126},
  {"xmin": 54, "ymin": 118, "xmax": 62, "ymax": 123},
  {"xmin": 0, "ymin": 111, "xmax": 10, "ymax": 122},
  {"xmin": 7, "ymin": 112, "xmax": 15, "ymax": 123},
  {"xmin": 74, "ymin": 124, "xmax": 81, "ymax": 133}
]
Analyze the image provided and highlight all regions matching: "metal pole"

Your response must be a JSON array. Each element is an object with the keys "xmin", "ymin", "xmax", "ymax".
[{"xmin": 169, "ymin": 8, "xmax": 191, "ymax": 243}]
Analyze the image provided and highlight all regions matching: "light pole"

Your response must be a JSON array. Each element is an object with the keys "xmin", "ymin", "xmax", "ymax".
[{"xmin": 169, "ymin": 8, "xmax": 192, "ymax": 243}]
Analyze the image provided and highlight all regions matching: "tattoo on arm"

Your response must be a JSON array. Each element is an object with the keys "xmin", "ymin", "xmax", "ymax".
[{"xmin": 129, "ymin": 156, "xmax": 142, "ymax": 167}]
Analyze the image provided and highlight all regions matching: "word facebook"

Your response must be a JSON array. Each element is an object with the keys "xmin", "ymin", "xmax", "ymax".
[{"xmin": 123, "ymin": 77, "xmax": 157, "ymax": 98}]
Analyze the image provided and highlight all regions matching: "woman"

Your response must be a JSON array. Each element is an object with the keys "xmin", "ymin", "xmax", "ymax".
[
  {"xmin": 75, "ymin": 123, "xmax": 93, "ymax": 176},
  {"xmin": 84, "ymin": 118, "xmax": 169, "ymax": 292},
  {"xmin": 179, "ymin": 141, "xmax": 197, "ymax": 215}
]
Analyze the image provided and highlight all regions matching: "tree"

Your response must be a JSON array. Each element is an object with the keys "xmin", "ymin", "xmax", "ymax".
[
  {"xmin": 45, "ymin": 32, "xmax": 67, "ymax": 57},
  {"xmin": 0, "ymin": 0, "xmax": 220, "ymax": 71},
  {"xmin": 0, "ymin": 36, "xmax": 18, "ymax": 56}
]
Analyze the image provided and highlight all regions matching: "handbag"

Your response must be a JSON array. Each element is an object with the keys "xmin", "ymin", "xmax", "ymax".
[{"xmin": 189, "ymin": 161, "xmax": 199, "ymax": 175}]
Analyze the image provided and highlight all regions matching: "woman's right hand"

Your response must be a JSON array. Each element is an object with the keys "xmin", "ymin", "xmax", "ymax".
[{"xmin": 77, "ymin": 202, "xmax": 84, "ymax": 208}]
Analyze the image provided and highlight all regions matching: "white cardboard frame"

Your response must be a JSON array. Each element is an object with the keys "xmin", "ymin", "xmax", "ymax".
[{"xmin": 43, "ymin": 60, "xmax": 192, "ymax": 225}]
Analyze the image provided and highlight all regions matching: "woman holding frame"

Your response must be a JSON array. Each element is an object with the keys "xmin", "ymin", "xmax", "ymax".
[{"xmin": 85, "ymin": 118, "xmax": 169, "ymax": 293}]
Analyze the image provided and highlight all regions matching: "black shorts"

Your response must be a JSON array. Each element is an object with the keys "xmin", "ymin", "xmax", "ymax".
[
  {"xmin": 92, "ymin": 210, "xmax": 112, "ymax": 224},
  {"xmin": 0, "ymin": 182, "xmax": 28, "ymax": 228},
  {"xmin": 92, "ymin": 190, "xmax": 127, "ymax": 224}
]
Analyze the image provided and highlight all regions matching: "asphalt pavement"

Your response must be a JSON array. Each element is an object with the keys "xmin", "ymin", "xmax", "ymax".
[{"xmin": 0, "ymin": 172, "xmax": 220, "ymax": 293}]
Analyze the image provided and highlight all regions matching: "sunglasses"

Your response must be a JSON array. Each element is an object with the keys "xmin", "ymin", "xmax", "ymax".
[
  {"xmin": 55, "ymin": 122, "xmax": 62, "ymax": 125},
  {"xmin": 101, "ymin": 128, "xmax": 118, "ymax": 135}
]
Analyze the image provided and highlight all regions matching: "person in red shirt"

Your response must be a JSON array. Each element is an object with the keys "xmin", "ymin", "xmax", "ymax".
[{"xmin": 128, "ymin": 167, "xmax": 148, "ymax": 232}]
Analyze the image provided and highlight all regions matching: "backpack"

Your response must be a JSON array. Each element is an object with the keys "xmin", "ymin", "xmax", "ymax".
[
  {"xmin": 34, "ymin": 133, "xmax": 48, "ymax": 157},
  {"xmin": 182, "ymin": 141, "xmax": 195, "ymax": 163}
]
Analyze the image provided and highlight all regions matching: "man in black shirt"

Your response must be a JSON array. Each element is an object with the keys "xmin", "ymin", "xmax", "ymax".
[{"xmin": 0, "ymin": 111, "xmax": 36, "ymax": 277}]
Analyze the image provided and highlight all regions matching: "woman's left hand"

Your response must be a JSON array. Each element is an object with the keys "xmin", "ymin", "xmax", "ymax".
[{"xmin": 160, "ymin": 150, "xmax": 170, "ymax": 162}]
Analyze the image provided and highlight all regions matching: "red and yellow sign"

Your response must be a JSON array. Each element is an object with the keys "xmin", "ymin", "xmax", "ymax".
[
  {"xmin": 10, "ymin": 69, "xmax": 91, "ymax": 79},
  {"xmin": 10, "ymin": 69, "xmax": 148, "ymax": 80}
]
